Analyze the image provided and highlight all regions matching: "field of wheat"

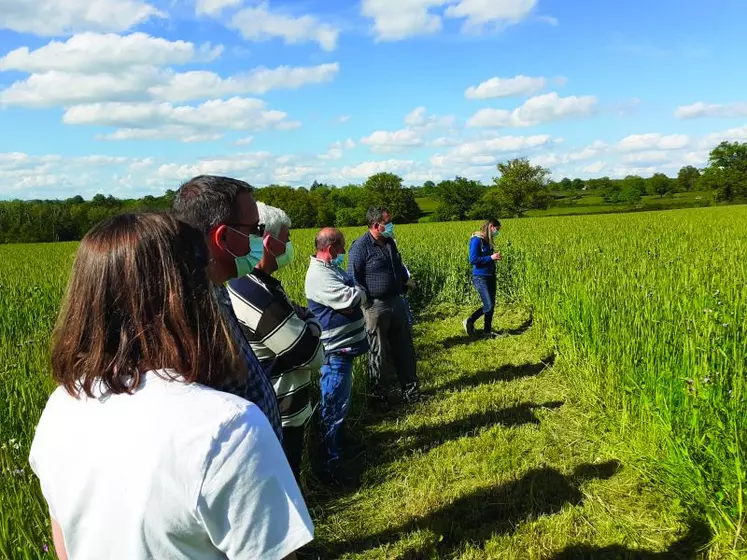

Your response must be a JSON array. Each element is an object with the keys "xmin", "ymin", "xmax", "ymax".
[{"xmin": 1, "ymin": 205, "xmax": 746, "ymax": 557}]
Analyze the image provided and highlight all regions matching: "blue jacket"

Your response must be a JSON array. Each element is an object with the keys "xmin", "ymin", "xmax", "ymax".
[{"xmin": 469, "ymin": 234, "xmax": 495, "ymax": 277}]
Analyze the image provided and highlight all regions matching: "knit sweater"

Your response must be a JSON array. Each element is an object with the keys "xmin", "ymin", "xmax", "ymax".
[{"xmin": 305, "ymin": 257, "xmax": 369, "ymax": 357}]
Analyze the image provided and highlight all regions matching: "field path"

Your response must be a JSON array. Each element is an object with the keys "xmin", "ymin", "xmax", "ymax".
[{"xmin": 303, "ymin": 304, "xmax": 709, "ymax": 559}]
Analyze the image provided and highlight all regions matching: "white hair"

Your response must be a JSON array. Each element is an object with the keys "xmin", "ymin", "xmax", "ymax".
[{"xmin": 257, "ymin": 201, "xmax": 291, "ymax": 238}]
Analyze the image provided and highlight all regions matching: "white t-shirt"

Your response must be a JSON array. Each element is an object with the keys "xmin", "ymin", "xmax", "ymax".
[{"xmin": 29, "ymin": 370, "xmax": 314, "ymax": 560}]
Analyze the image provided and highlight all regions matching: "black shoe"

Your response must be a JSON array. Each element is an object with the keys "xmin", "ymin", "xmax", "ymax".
[{"xmin": 463, "ymin": 319, "xmax": 475, "ymax": 336}]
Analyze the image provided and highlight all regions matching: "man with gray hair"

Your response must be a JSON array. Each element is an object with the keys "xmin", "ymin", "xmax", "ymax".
[
  {"xmin": 227, "ymin": 202, "xmax": 324, "ymax": 482},
  {"xmin": 305, "ymin": 227, "xmax": 369, "ymax": 480}
]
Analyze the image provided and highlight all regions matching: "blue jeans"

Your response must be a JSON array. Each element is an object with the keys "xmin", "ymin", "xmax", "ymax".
[
  {"xmin": 468, "ymin": 275, "xmax": 496, "ymax": 332},
  {"xmin": 320, "ymin": 352, "xmax": 354, "ymax": 466}
]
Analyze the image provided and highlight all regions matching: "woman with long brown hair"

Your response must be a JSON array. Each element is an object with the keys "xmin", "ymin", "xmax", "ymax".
[
  {"xmin": 28, "ymin": 213, "xmax": 313, "ymax": 560},
  {"xmin": 463, "ymin": 218, "xmax": 502, "ymax": 338}
]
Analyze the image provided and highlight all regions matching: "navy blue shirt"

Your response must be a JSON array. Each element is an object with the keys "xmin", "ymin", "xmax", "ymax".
[{"xmin": 347, "ymin": 232, "xmax": 407, "ymax": 300}]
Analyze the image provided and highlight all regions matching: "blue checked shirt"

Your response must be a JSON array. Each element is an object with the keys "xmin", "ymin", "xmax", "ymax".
[
  {"xmin": 347, "ymin": 232, "xmax": 408, "ymax": 301},
  {"xmin": 213, "ymin": 285, "xmax": 283, "ymax": 442}
]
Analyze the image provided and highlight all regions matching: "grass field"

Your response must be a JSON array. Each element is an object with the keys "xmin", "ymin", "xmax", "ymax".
[{"xmin": 1, "ymin": 206, "xmax": 746, "ymax": 558}]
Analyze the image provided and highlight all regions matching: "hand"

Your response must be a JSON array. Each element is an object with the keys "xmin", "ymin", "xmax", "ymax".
[{"xmin": 491, "ymin": 252, "xmax": 501, "ymax": 261}]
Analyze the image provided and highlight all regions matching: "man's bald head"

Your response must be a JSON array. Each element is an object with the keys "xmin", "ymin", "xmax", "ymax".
[{"xmin": 315, "ymin": 227, "xmax": 344, "ymax": 252}]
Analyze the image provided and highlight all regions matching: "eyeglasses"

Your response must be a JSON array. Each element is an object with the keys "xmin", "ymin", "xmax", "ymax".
[{"xmin": 224, "ymin": 223, "xmax": 265, "ymax": 237}]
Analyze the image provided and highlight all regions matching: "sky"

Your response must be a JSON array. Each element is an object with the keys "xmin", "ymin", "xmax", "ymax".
[{"xmin": 1, "ymin": 0, "xmax": 746, "ymax": 200}]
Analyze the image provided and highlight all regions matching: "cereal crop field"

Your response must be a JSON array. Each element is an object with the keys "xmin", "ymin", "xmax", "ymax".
[{"xmin": 1, "ymin": 206, "xmax": 746, "ymax": 558}]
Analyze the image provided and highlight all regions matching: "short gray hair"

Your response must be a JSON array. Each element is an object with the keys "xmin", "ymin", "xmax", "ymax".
[{"xmin": 257, "ymin": 202, "xmax": 291, "ymax": 238}]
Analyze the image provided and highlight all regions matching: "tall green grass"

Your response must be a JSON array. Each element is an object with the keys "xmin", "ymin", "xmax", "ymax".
[{"xmin": 1, "ymin": 206, "xmax": 746, "ymax": 556}]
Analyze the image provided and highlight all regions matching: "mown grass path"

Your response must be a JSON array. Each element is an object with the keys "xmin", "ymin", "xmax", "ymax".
[{"xmin": 301, "ymin": 305, "xmax": 710, "ymax": 560}]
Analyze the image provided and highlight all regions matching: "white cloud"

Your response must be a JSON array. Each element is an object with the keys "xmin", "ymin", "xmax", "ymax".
[
  {"xmin": 617, "ymin": 133, "xmax": 690, "ymax": 152},
  {"xmin": 701, "ymin": 125, "xmax": 747, "ymax": 147},
  {"xmin": 64, "ymin": 97, "xmax": 297, "ymax": 142},
  {"xmin": 622, "ymin": 150, "xmax": 672, "ymax": 164},
  {"xmin": 231, "ymin": 2, "xmax": 339, "ymax": 51},
  {"xmin": 468, "ymin": 92, "xmax": 598, "ymax": 128},
  {"xmin": 196, "ymin": 0, "xmax": 241, "ymax": 16},
  {"xmin": 430, "ymin": 134, "xmax": 552, "ymax": 168},
  {"xmin": 0, "ymin": 68, "xmax": 162, "ymax": 108},
  {"xmin": 319, "ymin": 139, "xmax": 356, "ymax": 160},
  {"xmin": 465, "ymin": 75, "xmax": 547, "ymax": 99},
  {"xmin": 0, "ymin": 33, "xmax": 218, "ymax": 74},
  {"xmin": 675, "ymin": 102, "xmax": 747, "ymax": 120},
  {"xmin": 445, "ymin": 0, "xmax": 538, "ymax": 32},
  {"xmin": 361, "ymin": 107, "xmax": 455, "ymax": 153},
  {"xmin": 361, "ymin": 0, "xmax": 535, "ymax": 41},
  {"xmin": 336, "ymin": 114, "xmax": 351, "ymax": 123},
  {"xmin": 361, "ymin": 0, "xmax": 445, "ymax": 41},
  {"xmin": 0, "ymin": 0, "xmax": 165, "ymax": 36},
  {"xmin": 331, "ymin": 159, "xmax": 416, "ymax": 181},
  {"xmin": 234, "ymin": 136, "xmax": 254, "ymax": 146},
  {"xmin": 580, "ymin": 161, "xmax": 606, "ymax": 174},
  {"xmin": 148, "ymin": 63, "xmax": 340, "ymax": 102},
  {"xmin": 361, "ymin": 129, "xmax": 424, "ymax": 153}
]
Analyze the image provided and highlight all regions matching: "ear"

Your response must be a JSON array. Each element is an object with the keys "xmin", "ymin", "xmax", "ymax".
[
  {"xmin": 211, "ymin": 224, "xmax": 227, "ymax": 252},
  {"xmin": 263, "ymin": 232, "xmax": 286, "ymax": 256}
]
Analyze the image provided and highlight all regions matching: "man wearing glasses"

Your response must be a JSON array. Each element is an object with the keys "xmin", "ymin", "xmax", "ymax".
[{"xmin": 171, "ymin": 175, "xmax": 283, "ymax": 444}]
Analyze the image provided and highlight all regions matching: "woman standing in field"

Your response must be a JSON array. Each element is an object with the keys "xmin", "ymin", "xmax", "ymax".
[
  {"xmin": 28, "ymin": 213, "xmax": 313, "ymax": 560},
  {"xmin": 463, "ymin": 219, "xmax": 502, "ymax": 338}
]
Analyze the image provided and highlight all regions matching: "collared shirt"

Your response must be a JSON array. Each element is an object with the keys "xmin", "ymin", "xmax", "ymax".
[
  {"xmin": 213, "ymin": 285, "xmax": 283, "ymax": 442},
  {"xmin": 347, "ymin": 231, "xmax": 407, "ymax": 301}
]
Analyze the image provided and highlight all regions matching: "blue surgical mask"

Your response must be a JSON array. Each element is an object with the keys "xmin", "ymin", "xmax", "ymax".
[
  {"xmin": 274, "ymin": 241, "xmax": 295, "ymax": 269},
  {"xmin": 331, "ymin": 254, "xmax": 345, "ymax": 267},
  {"xmin": 234, "ymin": 235, "xmax": 264, "ymax": 277},
  {"xmin": 382, "ymin": 223, "xmax": 395, "ymax": 238}
]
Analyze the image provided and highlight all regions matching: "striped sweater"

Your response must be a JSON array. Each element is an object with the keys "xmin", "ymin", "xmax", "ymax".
[
  {"xmin": 305, "ymin": 257, "xmax": 369, "ymax": 356},
  {"xmin": 226, "ymin": 269, "xmax": 324, "ymax": 428}
]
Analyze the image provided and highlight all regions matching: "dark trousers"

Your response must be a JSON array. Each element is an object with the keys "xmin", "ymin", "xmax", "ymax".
[
  {"xmin": 364, "ymin": 297, "xmax": 419, "ymax": 396},
  {"xmin": 281, "ymin": 424, "xmax": 305, "ymax": 482},
  {"xmin": 468, "ymin": 275, "xmax": 496, "ymax": 333}
]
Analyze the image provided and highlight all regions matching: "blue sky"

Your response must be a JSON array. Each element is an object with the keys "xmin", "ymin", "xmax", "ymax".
[{"xmin": 1, "ymin": 0, "xmax": 746, "ymax": 199}]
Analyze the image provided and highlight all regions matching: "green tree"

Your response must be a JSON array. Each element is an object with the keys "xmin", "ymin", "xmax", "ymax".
[
  {"xmin": 677, "ymin": 166, "xmax": 701, "ymax": 192},
  {"xmin": 362, "ymin": 172, "xmax": 421, "ymax": 223},
  {"xmin": 433, "ymin": 176, "xmax": 485, "ymax": 221},
  {"xmin": 697, "ymin": 141, "xmax": 747, "ymax": 202},
  {"xmin": 484, "ymin": 158, "xmax": 551, "ymax": 217},
  {"xmin": 648, "ymin": 173, "xmax": 674, "ymax": 197}
]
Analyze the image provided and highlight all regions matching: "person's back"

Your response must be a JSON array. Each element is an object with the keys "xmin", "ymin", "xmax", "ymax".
[
  {"xmin": 31, "ymin": 371, "xmax": 308, "ymax": 559},
  {"xmin": 28, "ymin": 213, "xmax": 313, "ymax": 560}
]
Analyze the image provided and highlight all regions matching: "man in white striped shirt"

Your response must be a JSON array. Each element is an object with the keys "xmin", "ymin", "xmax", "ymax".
[{"xmin": 227, "ymin": 203, "xmax": 324, "ymax": 482}]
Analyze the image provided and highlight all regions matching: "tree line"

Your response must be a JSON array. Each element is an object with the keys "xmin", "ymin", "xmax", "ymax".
[{"xmin": 1, "ymin": 141, "xmax": 745, "ymax": 244}]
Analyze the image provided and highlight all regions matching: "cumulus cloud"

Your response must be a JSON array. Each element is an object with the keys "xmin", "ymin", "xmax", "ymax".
[
  {"xmin": 675, "ymin": 101, "xmax": 747, "ymax": 120},
  {"xmin": 0, "ymin": 0, "xmax": 165, "ymax": 36},
  {"xmin": 465, "ymin": 75, "xmax": 547, "ymax": 99},
  {"xmin": 64, "ymin": 97, "xmax": 297, "ymax": 142},
  {"xmin": 361, "ymin": 0, "xmax": 537, "ymax": 41},
  {"xmin": 231, "ymin": 2, "xmax": 339, "ymax": 51},
  {"xmin": 196, "ymin": 0, "xmax": 242, "ymax": 16},
  {"xmin": 445, "ymin": 0, "xmax": 538, "ymax": 33},
  {"xmin": 148, "ymin": 63, "xmax": 340, "ymax": 102},
  {"xmin": 361, "ymin": 106, "xmax": 456, "ymax": 154},
  {"xmin": 467, "ymin": 92, "xmax": 598, "ymax": 128},
  {"xmin": 617, "ymin": 133, "xmax": 690, "ymax": 152},
  {"xmin": 430, "ymin": 134, "xmax": 553, "ymax": 168},
  {"xmin": 0, "ymin": 33, "xmax": 219, "ymax": 74},
  {"xmin": 318, "ymin": 139, "xmax": 357, "ymax": 160}
]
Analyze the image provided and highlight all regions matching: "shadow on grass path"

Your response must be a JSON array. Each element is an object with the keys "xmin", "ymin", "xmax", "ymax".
[{"xmin": 302, "ymin": 305, "xmax": 709, "ymax": 559}]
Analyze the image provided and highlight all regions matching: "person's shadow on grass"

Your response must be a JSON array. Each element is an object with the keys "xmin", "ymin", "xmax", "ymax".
[
  {"xmin": 548, "ymin": 517, "xmax": 712, "ymax": 559},
  {"xmin": 434, "ymin": 354, "xmax": 556, "ymax": 393},
  {"xmin": 314, "ymin": 460, "xmax": 622, "ymax": 558}
]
